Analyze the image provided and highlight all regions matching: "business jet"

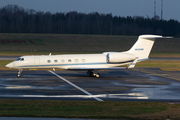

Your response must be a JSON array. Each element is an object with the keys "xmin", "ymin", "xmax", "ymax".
[{"xmin": 6, "ymin": 35, "xmax": 171, "ymax": 77}]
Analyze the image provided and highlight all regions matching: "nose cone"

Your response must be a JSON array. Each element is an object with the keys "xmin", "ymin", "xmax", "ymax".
[{"xmin": 6, "ymin": 62, "xmax": 14, "ymax": 68}]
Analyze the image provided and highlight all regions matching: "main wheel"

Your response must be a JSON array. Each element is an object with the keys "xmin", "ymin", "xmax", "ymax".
[
  {"xmin": 90, "ymin": 71, "xmax": 94, "ymax": 77},
  {"xmin": 95, "ymin": 73, "xmax": 100, "ymax": 78}
]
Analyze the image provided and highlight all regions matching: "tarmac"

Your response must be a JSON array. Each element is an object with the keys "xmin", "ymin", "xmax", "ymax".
[{"xmin": 0, "ymin": 67, "xmax": 180, "ymax": 102}]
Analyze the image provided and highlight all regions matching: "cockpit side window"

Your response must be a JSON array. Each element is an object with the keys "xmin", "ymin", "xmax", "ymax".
[{"xmin": 20, "ymin": 58, "xmax": 24, "ymax": 61}]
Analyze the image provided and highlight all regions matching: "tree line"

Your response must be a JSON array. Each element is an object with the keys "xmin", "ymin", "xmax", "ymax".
[{"xmin": 0, "ymin": 4, "xmax": 180, "ymax": 36}]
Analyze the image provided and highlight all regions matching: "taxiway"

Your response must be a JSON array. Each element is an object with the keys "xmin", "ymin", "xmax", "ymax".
[{"xmin": 0, "ymin": 68, "xmax": 180, "ymax": 101}]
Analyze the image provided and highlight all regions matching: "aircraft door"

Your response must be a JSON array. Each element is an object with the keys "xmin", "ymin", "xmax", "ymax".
[{"xmin": 34, "ymin": 57, "xmax": 40, "ymax": 67}]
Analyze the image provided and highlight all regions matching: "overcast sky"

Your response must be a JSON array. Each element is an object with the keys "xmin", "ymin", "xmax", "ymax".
[{"xmin": 0, "ymin": 0, "xmax": 179, "ymax": 21}]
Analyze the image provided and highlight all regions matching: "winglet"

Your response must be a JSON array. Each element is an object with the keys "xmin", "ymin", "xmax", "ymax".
[{"xmin": 127, "ymin": 57, "xmax": 138, "ymax": 69}]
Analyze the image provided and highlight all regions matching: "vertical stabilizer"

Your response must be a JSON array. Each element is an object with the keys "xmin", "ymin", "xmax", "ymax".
[{"xmin": 128, "ymin": 35, "xmax": 171, "ymax": 61}]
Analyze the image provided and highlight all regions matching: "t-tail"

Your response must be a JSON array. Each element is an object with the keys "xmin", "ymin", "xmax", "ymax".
[
  {"xmin": 128, "ymin": 35, "xmax": 172, "ymax": 61},
  {"xmin": 126, "ymin": 35, "xmax": 172, "ymax": 69}
]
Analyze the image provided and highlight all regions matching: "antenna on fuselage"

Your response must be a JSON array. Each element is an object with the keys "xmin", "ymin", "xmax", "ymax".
[{"xmin": 49, "ymin": 53, "xmax": 52, "ymax": 56}]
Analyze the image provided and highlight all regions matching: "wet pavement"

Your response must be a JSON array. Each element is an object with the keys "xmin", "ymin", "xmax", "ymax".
[{"xmin": 0, "ymin": 68, "xmax": 180, "ymax": 101}]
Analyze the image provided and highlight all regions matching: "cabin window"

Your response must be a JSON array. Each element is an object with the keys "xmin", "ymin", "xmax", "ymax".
[
  {"xmin": 74, "ymin": 59, "xmax": 79, "ymax": 63},
  {"xmin": 82, "ymin": 59, "xmax": 85, "ymax": 63},
  {"xmin": 54, "ymin": 60, "xmax": 58, "ymax": 63},
  {"xmin": 61, "ymin": 59, "xmax": 65, "ymax": 63},
  {"xmin": 68, "ymin": 59, "xmax": 71, "ymax": 63},
  {"xmin": 47, "ymin": 60, "xmax": 51, "ymax": 63}
]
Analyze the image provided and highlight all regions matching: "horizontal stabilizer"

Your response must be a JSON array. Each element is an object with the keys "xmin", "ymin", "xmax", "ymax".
[{"xmin": 139, "ymin": 35, "xmax": 173, "ymax": 39}]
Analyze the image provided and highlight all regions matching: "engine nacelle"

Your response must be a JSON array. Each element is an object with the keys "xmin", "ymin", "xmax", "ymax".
[{"xmin": 107, "ymin": 52, "xmax": 136, "ymax": 63}]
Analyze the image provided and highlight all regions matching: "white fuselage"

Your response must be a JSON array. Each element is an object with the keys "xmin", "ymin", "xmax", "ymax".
[{"xmin": 6, "ymin": 52, "xmax": 135, "ymax": 70}]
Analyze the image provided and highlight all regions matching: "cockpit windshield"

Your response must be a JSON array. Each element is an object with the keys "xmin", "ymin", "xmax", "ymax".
[
  {"xmin": 16, "ymin": 58, "xmax": 24, "ymax": 61},
  {"xmin": 16, "ymin": 58, "xmax": 21, "ymax": 61}
]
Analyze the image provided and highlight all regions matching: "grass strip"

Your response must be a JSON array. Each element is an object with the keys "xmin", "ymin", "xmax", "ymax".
[
  {"xmin": 136, "ymin": 60, "xmax": 180, "ymax": 68},
  {"xmin": 160, "ymin": 68, "xmax": 180, "ymax": 71},
  {"xmin": 0, "ymin": 51, "xmax": 98, "ymax": 56},
  {"xmin": 1, "ymin": 51, "xmax": 180, "ymax": 57},
  {"xmin": 150, "ymin": 52, "xmax": 180, "ymax": 58},
  {"xmin": 0, "ymin": 100, "xmax": 172, "ymax": 119},
  {"xmin": 0, "ymin": 60, "xmax": 13, "ymax": 66}
]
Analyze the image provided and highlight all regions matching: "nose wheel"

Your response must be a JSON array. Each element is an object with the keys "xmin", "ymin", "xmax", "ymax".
[{"xmin": 17, "ymin": 69, "xmax": 23, "ymax": 77}]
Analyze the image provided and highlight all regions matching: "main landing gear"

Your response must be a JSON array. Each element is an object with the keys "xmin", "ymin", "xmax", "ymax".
[
  {"xmin": 87, "ymin": 70, "xmax": 100, "ymax": 78},
  {"xmin": 17, "ymin": 69, "xmax": 23, "ymax": 77}
]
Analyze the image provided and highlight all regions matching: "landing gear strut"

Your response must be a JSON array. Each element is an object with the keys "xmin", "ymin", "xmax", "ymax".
[
  {"xmin": 87, "ymin": 70, "xmax": 100, "ymax": 78},
  {"xmin": 17, "ymin": 69, "xmax": 23, "ymax": 77}
]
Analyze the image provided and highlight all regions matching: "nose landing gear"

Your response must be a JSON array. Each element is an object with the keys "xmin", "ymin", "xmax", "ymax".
[{"xmin": 17, "ymin": 69, "xmax": 23, "ymax": 77}]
